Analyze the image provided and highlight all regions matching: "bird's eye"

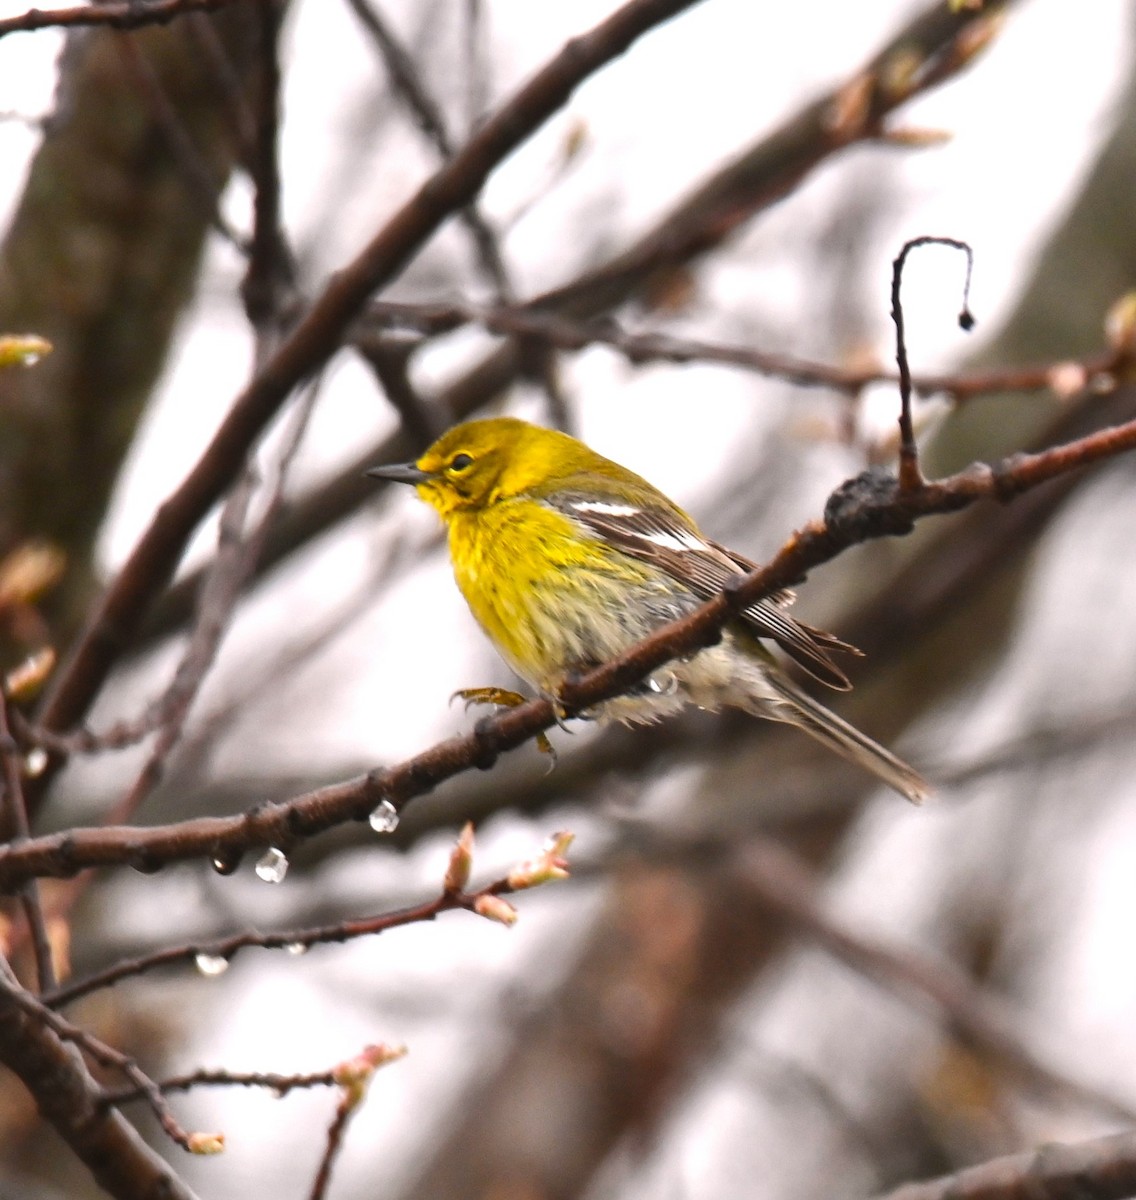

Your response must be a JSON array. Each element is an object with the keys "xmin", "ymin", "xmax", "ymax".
[{"xmin": 448, "ymin": 453, "xmax": 474, "ymax": 473}]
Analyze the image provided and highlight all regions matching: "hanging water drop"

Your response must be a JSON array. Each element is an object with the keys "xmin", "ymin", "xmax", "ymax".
[
  {"xmin": 646, "ymin": 670, "xmax": 678, "ymax": 696},
  {"xmin": 194, "ymin": 953, "xmax": 230, "ymax": 977},
  {"xmin": 255, "ymin": 847, "xmax": 289, "ymax": 884},
  {"xmin": 23, "ymin": 747, "xmax": 47, "ymax": 777},
  {"xmin": 369, "ymin": 800, "xmax": 399, "ymax": 833},
  {"xmin": 284, "ymin": 942, "xmax": 308, "ymax": 957},
  {"xmin": 210, "ymin": 850, "xmax": 243, "ymax": 875}
]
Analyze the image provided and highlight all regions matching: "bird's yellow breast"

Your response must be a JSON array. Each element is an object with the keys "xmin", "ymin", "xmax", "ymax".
[{"xmin": 446, "ymin": 499, "xmax": 659, "ymax": 689}]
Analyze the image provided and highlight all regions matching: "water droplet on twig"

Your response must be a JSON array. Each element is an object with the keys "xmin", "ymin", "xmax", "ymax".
[
  {"xmin": 194, "ymin": 953, "xmax": 230, "ymax": 977},
  {"xmin": 254, "ymin": 847, "xmax": 289, "ymax": 884},
  {"xmin": 369, "ymin": 800, "xmax": 399, "ymax": 834}
]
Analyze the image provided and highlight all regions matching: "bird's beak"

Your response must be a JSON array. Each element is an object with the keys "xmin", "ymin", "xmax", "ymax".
[{"xmin": 365, "ymin": 462, "xmax": 430, "ymax": 485}]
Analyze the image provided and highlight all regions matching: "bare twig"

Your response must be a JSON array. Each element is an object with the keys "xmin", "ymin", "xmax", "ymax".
[
  {"xmin": 307, "ymin": 1044, "xmax": 407, "ymax": 1200},
  {"xmin": 0, "ymin": 696, "xmax": 54, "ymax": 992},
  {"xmin": 0, "ymin": 0, "xmax": 242, "ymax": 39},
  {"xmin": 463, "ymin": 0, "xmax": 490, "ymax": 132},
  {"xmin": 351, "ymin": 330, "xmax": 445, "ymax": 444},
  {"xmin": 890, "ymin": 236, "xmax": 975, "ymax": 490},
  {"xmin": 342, "ymin": 0, "xmax": 511, "ymax": 299},
  {"xmin": 111, "ymin": 471, "xmax": 261, "ymax": 821},
  {"xmin": 359, "ymin": 297, "xmax": 1094, "ymax": 402},
  {"xmin": 309, "ymin": 1098, "xmax": 354, "ymax": 1200},
  {"xmin": 873, "ymin": 1128, "xmax": 1136, "ymax": 1200},
  {"xmin": 47, "ymin": 861, "xmax": 530, "ymax": 1007},
  {"xmin": 342, "ymin": 0, "xmax": 581, "ymax": 428},
  {"xmin": 104, "ymin": 1065, "xmax": 338, "ymax": 1105}
]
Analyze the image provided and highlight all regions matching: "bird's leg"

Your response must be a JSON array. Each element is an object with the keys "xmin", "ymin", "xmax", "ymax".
[
  {"xmin": 451, "ymin": 686, "xmax": 557, "ymax": 762},
  {"xmin": 452, "ymin": 685, "xmax": 528, "ymax": 711}
]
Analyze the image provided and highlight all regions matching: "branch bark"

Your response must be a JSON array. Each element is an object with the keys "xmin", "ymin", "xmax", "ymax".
[{"xmin": 0, "ymin": 970, "xmax": 201, "ymax": 1200}]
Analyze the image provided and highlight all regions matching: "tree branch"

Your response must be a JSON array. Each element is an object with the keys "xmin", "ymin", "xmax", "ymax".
[
  {"xmin": 6, "ymin": 403, "xmax": 1136, "ymax": 889},
  {"xmin": 874, "ymin": 1129, "xmax": 1136, "ymax": 1200},
  {"xmin": 0, "ymin": 0, "xmax": 241, "ymax": 40}
]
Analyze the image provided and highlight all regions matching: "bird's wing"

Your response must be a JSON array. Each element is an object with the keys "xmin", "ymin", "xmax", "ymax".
[{"xmin": 549, "ymin": 492, "xmax": 857, "ymax": 690}]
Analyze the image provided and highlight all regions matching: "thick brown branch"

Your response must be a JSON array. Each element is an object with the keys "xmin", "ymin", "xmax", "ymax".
[
  {"xmin": 0, "ymin": 969, "xmax": 200, "ymax": 1199},
  {"xmin": 6, "ymin": 409, "xmax": 1136, "ymax": 890}
]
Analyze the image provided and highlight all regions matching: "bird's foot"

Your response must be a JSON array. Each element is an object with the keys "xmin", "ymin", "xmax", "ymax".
[{"xmin": 451, "ymin": 686, "xmax": 557, "ymax": 763}]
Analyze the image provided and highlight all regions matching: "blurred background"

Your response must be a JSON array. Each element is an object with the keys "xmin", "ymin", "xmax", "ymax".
[{"xmin": 2, "ymin": 0, "xmax": 1136, "ymax": 1197}]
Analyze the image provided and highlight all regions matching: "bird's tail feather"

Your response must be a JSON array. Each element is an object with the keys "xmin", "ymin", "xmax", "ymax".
[{"xmin": 756, "ymin": 673, "xmax": 931, "ymax": 805}]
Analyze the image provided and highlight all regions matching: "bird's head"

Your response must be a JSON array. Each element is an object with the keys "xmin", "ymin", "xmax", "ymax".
[{"xmin": 366, "ymin": 416, "xmax": 592, "ymax": 519}]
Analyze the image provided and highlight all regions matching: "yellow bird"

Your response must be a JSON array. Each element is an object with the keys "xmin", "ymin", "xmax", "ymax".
[{"xmin": 368, "ymin": 417, "xmax": 929, "ymax": 804}]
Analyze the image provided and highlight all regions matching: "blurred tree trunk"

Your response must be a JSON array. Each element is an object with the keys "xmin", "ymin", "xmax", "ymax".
[
  {"xmin": 0, "ymin": 10, "xmax": 263, "ymax": 1196},
  {"xmin": 0, "ymin": 7, "xmax": 261, "ymax": 646}
]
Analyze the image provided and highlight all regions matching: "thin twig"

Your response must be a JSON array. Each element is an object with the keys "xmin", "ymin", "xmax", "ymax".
[
  {"xmin": 308, "ymin": 1091, "xmax": 355, "ymax": 1200},
  {"xmin": 873, "ymin": 1128, "xmax": 1136, "ymax": 1200},
  {"xmin": 342, "ymin": 0, "xmax": 512, "ymax": 300},
  {"xmin": 463, "ymin": 0, "xmax": 490, "ymax": 133},
  {"xmin": 47, "ymin": 870, "xmax": 519, "ymax": 1008},
  {"xmin": 890, "ymin": 236, "xmax": 975, "ymax": 490},
  {"xmin": 104, "ymin": 1065, "xmax": 338, "ymax": 1106},
  {"xmin": 342, "ymin": 0, "xmax": 580, "ymax": 431},
  {"xmin": 0, "ymin": 0, "xmax": 242, "ymax": 39},
  {"xmin": 0, "ymin": 696, "xmax": 55, "ymax": 992},
  {"xmin": 360, "ymin": 297, "xmax": 1084, "ymax": 402},
  {"xmin": 352, "ymin": 331, "xmax": 445, "ymax": 444}
]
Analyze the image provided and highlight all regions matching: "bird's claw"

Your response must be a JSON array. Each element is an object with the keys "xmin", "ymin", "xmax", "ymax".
[{"xmin": 451, "ymin": 686, "xmax": 558, "ymax": 765}]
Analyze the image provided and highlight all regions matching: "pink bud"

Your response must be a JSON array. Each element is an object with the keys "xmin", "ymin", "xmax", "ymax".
[
  {"xmin": 474, "ymin": 894, "xmax": 518, "ymax": 927},
  {"xmin": 444, "ymin": 822, "xmax": 476, "ymax": 894}
]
